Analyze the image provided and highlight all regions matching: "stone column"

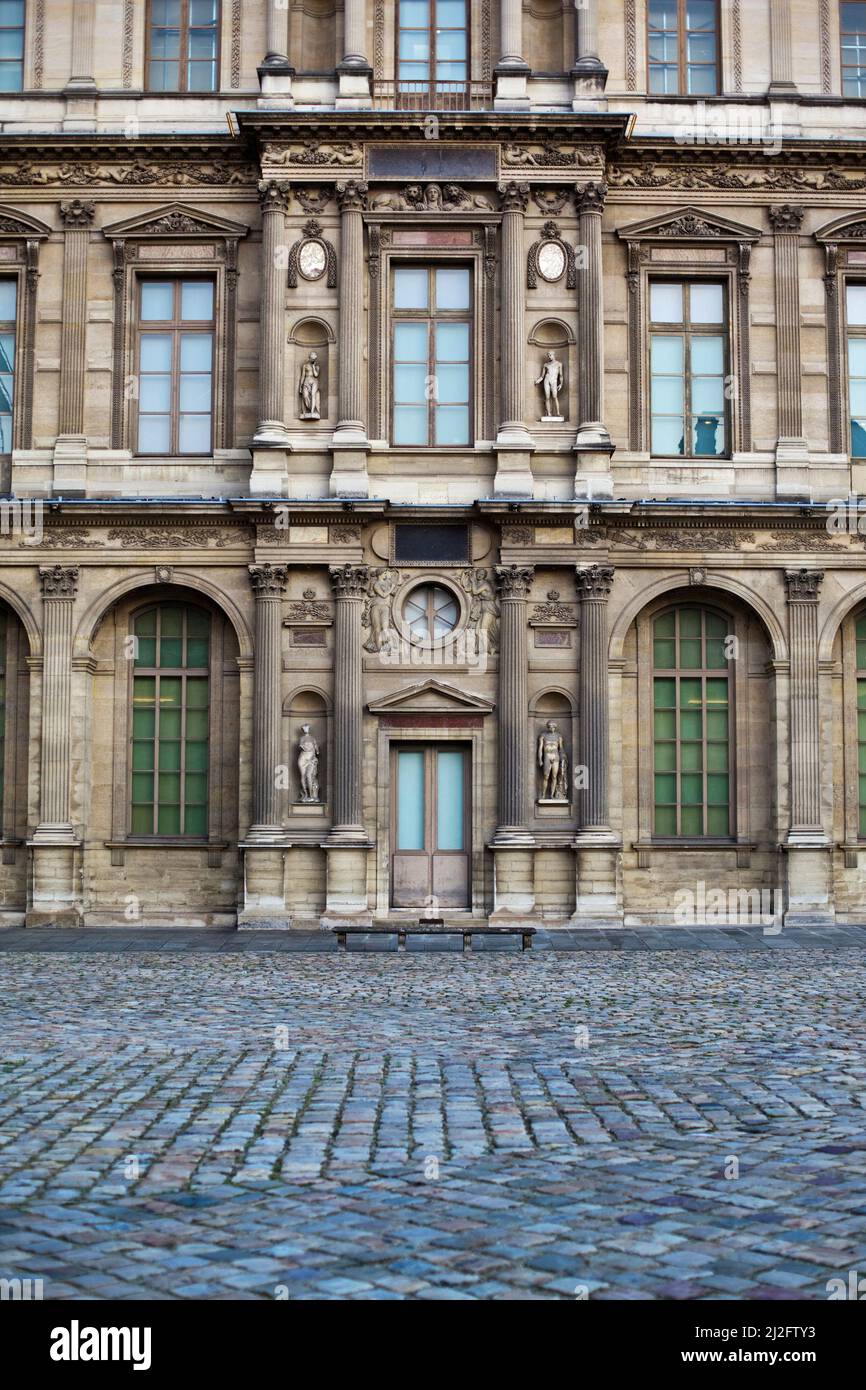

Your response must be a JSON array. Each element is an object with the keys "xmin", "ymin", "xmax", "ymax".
[
  {"xmin": 494, "ymin": 182, "xmax": 534, "ymax": 496},
  {"xmin": 337, "ymin": 0, "xmax": 373, "ymax": 108},
  {"xmin": 330, "ymin": 181, "xmax": 370, "ymax": 496},
  {"xmin": 64, "ymin": 0, "xmax": 96, "ymax": 91},
  {"xmin": 251, "ymin": 181, "xmax": 291, "ymax": 494},
  {"xmin": 784, "ymin": 569, "xmax": 831, "ymax": 924},
  {"xmin": 770, "ymin": 205, "xmax": 809, "ymax": 497},
  {"xmin": 572, "ymin": 0, "xmax": 608, "ymax": 103},
  {"xmin": 324, "ymin": 564, "xmax": 370, "ymax": 924},
  {"xmin": 258, "ymin": 0, "xmax": 295, "ymax": 104},
  {"xmin": 490, "ymin": 565, "xmax": 535, "ymax": 920},
  {"xmin": 768, "ymin": 0, "xmax": 797, "ymax": 96},
  {"xmin": 248, "ymin": 564, "xmax": 288, "ymax": 841},
  {"xmin": 575, "ymin": 182, "xmax": 612, "ymax": 487},
  {"xmin": 53, "ymin": 200, "xmax": 94, "ymax": 496},
  {"xmin": 495, "ymin": 0, "xmax": 530, "ymax": 108},
  {"xmin": 572, "ymin": 563, "xmax": 620, "ymax": 924}
]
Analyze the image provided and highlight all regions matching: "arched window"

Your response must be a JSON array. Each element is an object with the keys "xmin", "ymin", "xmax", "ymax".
[
  {"xmin": 855, "ymin": 613, "xmax": 866, "ymax": 837},
  {"xmin": 0, "ymin": 608, "xmax": 6, "ymax": 805},
  {"xmin": 130, "ymin": 604, "xmax": 210, "ymax": 836},
  {"xmin": 652, "ymin": 606, "xmax": 731, "ymax": 837}
]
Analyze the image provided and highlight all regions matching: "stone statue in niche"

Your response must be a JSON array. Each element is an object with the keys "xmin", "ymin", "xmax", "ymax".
[
  {"xmin": 298, "ymin": 351, "xmax": 321, "ymax": 420},
  {"xmin": 362, "ymin": 567, "xmax": 400, "ymax": 653},
  {"xmin": 537, "ymin": 721, "xmax": 569, "ymax": 802},
  {"xmin": 535, "ymin": 351, "xmax": 564, "ymax": 421},
  {"xmin": 297, "ymin": 723, "xmax": 321, "ymax": 802}
]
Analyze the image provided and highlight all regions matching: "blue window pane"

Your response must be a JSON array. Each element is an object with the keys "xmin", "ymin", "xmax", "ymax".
[
  {"xmin": 190, "ymin": 0, "xmax": 217, "ymax": 20},
  {"xmin": 436, "ymin": 750, "xmax": 464, "ymax": 851},
  {"xmin": 651, "ymin": 334, "xmax": 684, "ymax": 371},
  {"xmin": 394, "ymin": 268, "xmax": 429, "ymax": 309},
  {"xmin": 435, "ymin": 322, "xmax": 469, "ymax": 362},
  {"xmin": 650, "ymin": 282, "xmax": 683, "ymax": 323},
  {"xmin": 181, "ymin": 281, "xmax": 213, "ymax": 320},
  {"xmin": 852, "ymin": 420, "xmax": 866, "ymax": 457},
  {"xmin": 690, "ymin": 284, "xmax": 724, "ymax": 323},
  {"xmin": 0, "ymin": 31, "xmax": 23, "ymax": 59},
  {"xmin": 848, "ymin": 286, "xmax": 866, "ymax": 326},
  {"xmin": 687, "ymin": 34, "xmax": 716, "ymax": 62},
  {"xmin": 139, "ymin": 375, "xmax": 172, "ymax": 411},
  {"xmin": 399, "ymin": 64, "xmax": 429, "ymax": 80},
  {"xmin": 437, "ymin": 0, "xmax": 466, "ymax": 23},
  {"xmin": 394, "ymin": 322, "xmax": 428, "ymax": 360},
  {"xmin": 189, "ymin": 29, "xmax": 218, "ymax": 59},
  {"xmin": 435, "ymin": 405, "xmax": 469, "ymax": 445},
  {"xmin": 138, "ymin": 416, "xmax": 171, "ymax": 453},
  {"xmin": 150, "ymin": 29, "xmax": 181, "ymax": 59},
  {"xmin": 147, "ymin": 61, "xmax": 179, "ymax": 91},
  {"xmin": 691, "ymin": 335, "xmax": 724, "ymax": 373},
  {"xmin": 179, "ymin": 374, "xmax": 212, "ymax": 411},
  {"xmin": 394, "ymin": 363, "xmax": 428, "ymax": 403},
  {"xmin": 151, "ymin": 0, "xmax": 181, "ymax": 21},
  {"xmin": 0, "ymin": 280, "xmax": 16, "ymax": 320},
  {"xmin": 849, "ymin": 339, "xmax": 866, "ymax": 374},
  {"xmin": 397, "ymin": 751, "xmax": 425, "ymax": 850},
  {"xmin": 692, "ymin": 377, "xmax": 725, "ymax": 413},
  {"xmin": 394, "ymin": 405, "xmax": 428, "ymax": 445},
  {"xmin": 141, "ymin": 283, "xmax": 174, "ymax": 320},
  {"xmin": 180, "ymin": 333, "xmax": 213, "ymax": 370},
  {"xmin": 693, "ymin": 415, "xmax": 724, "ymax": 455},
  {"xmin": 178, "ymin": 414, "xmax": 212, "ymax": 453},
  {"xmin": 187, "ymin": 61, "xmax": 217, "ymax": 91},
  {"xmin": 435, "ymin": 267, "xmax": 470, "ymax": 310},
  {"xmin": 436, "ymin": 31, "xmax": 467, "ymax": 61},
  {"xmin": 435, "ymin": 63, "xmax": 467, "ymax": 81},
  {"xmin": 648, "ymin": 65, "xmax": 679, "ymax": 94},
  {"xmin": 140, "ymin": 334, "xmax": 172, "ymax": 371},
  {"xmin": 850, "ymin": 381, "xmax": 866, "ymax": 415},
  {"xmin": 688, "ymin": 0, "xmax": 717, "ymax": 29},
  {"xmin": 652, "ymin": 416, "xmax": 685, "ymax": 455},
  {"xmin": 651, "ymin": 375, "xmax": 684, "ymax": 412},
  {"xmin": 400, "ymin": 0, "xmax": 430, "ymax": 25},
  {"xmin": 0, "ymin": 331, "xmax": 14, "ymax": 373},
  {"xmin": 399, "ymin": 32, "xmax": 430, "ymax": 61},
  {"xmin": 435, "ymin": 363, "xmax": 468, "ymax": 404},
  {"xmin": 0, "ymin": 376, "xmax": 13, "ymax": 413}
]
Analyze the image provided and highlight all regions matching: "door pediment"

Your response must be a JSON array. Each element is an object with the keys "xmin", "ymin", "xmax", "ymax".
[{"xmin": 368, "ymin": 678, "xmax": 493, "ymax": 715}]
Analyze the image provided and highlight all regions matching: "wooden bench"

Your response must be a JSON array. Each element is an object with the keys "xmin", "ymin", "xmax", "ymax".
[{"xmin": 332, "ymin": 922, "xmax": 536, "ymax": 952}]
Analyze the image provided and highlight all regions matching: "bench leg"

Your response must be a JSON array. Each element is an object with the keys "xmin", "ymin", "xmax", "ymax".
[
  {"xmin": 463, "ymin": 931, "xmax": 472, "ymax": 953},
  {"xmin": 337, "ymin": 931, "xmax": 347, "ymax": 950},
  {"xmin": 522, "ymin": 932, "xmax": 532, "ymax": 950},
  {"xmin": 398, "ymin": 929, "xmax": 406, "ymax": 952}
]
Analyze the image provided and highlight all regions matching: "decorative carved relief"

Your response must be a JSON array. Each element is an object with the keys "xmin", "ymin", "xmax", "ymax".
[
  {"xmin": 494, "ymin": 564, "xmax": 534, "ymax": 599},
  {"xmin": 610, "ymin": 162, "xmax": 866, "ymax": 193},
  {"xmin": 370, "ymin": 183, "xmax": 492, "ymax": 211},
  {"xmin": 262, "ymin": 141, "xmax": 363, "ymax": 169},
  {"xmin": 531, "ymin": 188, "xmax": 570, "ymax": 216},
  {"xmin": 503, "ymin": 143, "xmax": 604, "ymax": 169},
  {"xmin": 527, "ymin": 221, "xmax": 576, "ymax": 288},
  {"xmin": 294, "ymin": 187, "xmax": 333, "ymax": 214},
  {"xmin": 460, "ymin": 569, "xmax": 500, "ymax": 655},
  {"xmin": 785, "ymin": 569, "xmax": 823, "ymax": 601},
  {"xmin": 39, "ymin": 565, "xmax": 79, "ymax": 597},
  {"xmin": 0, "ymin": 159, "xmax": 253, "ymax": 187},
  {"xmin": 287, "ymin": 220, "xmax": 337, "ymax": 287},
  {"xmin": 531, "ymin": 601, "xmax": 576, "ymax": 624},
  {"xmin": 335, "ymin": 180, "xmax": 368, "ymax": 211},
  {"xmin": 768, "ymin": 204, "xmax": 805, "ymax": 234},
  {"xmin": 59, "ymin": 199, "xmax": 95, "ymax": 228},
  {"xmin": 286, "ymin": 599, "xmax": 332, "ymax": 624},
  {"xmin": 501, "ymin": 526, "xmax": 533, "ymax": 545},
  {"xmin": 249, "ymin": 563, "xmax": 288, "ymax": 597},
  {"xmin": 106, "ymin": 526, "xmax": 249, "ymax": 549},
  {"xmin": 329, "ymin": 526, "xmax": 362, "ymax": 546},
  {"xmin": 362, "ymin": 568, "xmax": 401, "ymax": 654}
]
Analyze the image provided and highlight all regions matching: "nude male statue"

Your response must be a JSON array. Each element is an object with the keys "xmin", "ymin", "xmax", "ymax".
[
  {"xmin": 537, "ymin": 720, "xmax": 568, "ymax": 801},
  {"xmin": 535, "ymin": 351, "xmax": 564, "ymax": 417}
]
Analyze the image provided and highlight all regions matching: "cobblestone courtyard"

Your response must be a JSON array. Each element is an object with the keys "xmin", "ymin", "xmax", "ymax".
[{"xmin": 1, "ymin": 936, "xmax": 865, "ymax": 1300}]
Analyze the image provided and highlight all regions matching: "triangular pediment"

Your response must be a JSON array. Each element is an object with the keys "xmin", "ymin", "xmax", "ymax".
[
  {"xmin": 814, "ymin": 211, "xmax": 866, "ymax": 243},
  {"xmin": 0, "ymin": 205, "xmax": 51, "ymax": 239},
  {"xmin": 617, "ymin": 205, "xmax": 761, "ymax": 243},
  {"xmin": 102, "ymin": 203, "xmax": 249, "ymax": 240},
  {"xmin": 368, "ymin": 679, "xmax": 493, "ymax": 715}
]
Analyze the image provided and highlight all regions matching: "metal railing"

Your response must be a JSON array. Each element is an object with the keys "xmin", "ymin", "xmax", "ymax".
[{"xmin": 373, "ymin": 80, "xmax": 492, "ymax": 111}]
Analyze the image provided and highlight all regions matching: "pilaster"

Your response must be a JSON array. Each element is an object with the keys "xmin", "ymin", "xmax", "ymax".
[
  {"xmin": 323, "ymin": 564, "xmax": 372, "ymax": 925},
  {"xmin": 336, "ymin": 0, "xmax": 373, "ymax": 108},
  {"xmin": 575, "ymin": 181, "xmax": 613, "ymax": 497},
  {"xmin": 770, "ymin": 205, "xmax": 809, "ymax": 498},
  {"xmin": 53, "ymin": 199, "xmax": 95, "ymax": 497},
  {"xmin": 494, "ymin": 182, "xmax": 534, "ymax": 497},
  {"xmin": 330, "ymin": 181, "xmax": 370, "ymax": 496},
  {"xmin": 784, "ymin": 569, "xmax": 832, "ymax": 925},
  {"xmin": 251, "ymin": 180, "xmax": 291, "ymax": 494}
]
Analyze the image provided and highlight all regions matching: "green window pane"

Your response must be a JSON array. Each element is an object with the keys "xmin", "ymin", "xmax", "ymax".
[
  {"xmin": 706, "ymin": 639, "xmax": 728, "ymax": 669},
  {"xmin": 680, "ymin": 807, "xmax": 703, "ymax": 836},
  {"xmin": 654, "ymin": 806, "xmax": 677, "ymax": 835},
  {"xmin": 654, "ymin": 677, "xmax": 676, "ymax": 707},
  {"xmin": 706, "ymin": 678, "xmax": 729, "ymax": 706},
  {"xmin": 136, "ymin": 611, "xmax": 157, "ymax": 637},
  {"xmin": 132, "ymin": 742, "xmax": 154, "ymax": 770},
  {"xmin": 705, "ymin": 612, "xmax": 727, "ymax": 638},
  {"xmin": 184, "ymin": 804, "xmax": 207, "ymax": 835},
  {"xmin": 706, "ymin": 709, "xmax": 728, "ymax": 739},
  {"xmin": 653, "ymin": 639, "xmax": 676, "ymax": 667},
  {"xmin": 707, "ymin": 773, "xmax": 729, "ymax": 805},
  {"xmin": 654, "ymin": 772, "xmax": 677, "ymax": 803},
  {"xmin": 680, "ymin": 742, "xmax": 703, "ymax": 771},
  {"xmin": 187, "ymin": 608, "xmax": 210, "ymax": 636},
  {"xmin": 679, "ymin": 609, "xmax": 701, "ymax": 637},
  {"xmin": 187, "ymin": 638, "xmax": 209, "ymax": 667},
  {"xmin": 132, "ymin": 772, "xmax": 154, "ymax": 803},
  {"xmin": 161, "ymin": 607, "xmax": 182, "ymax": 636},
  {"xmin": 654, "ymin": 742, "xmax": 676, "ymax": 771},
  {"xmin": 706, "ymin": 806, "xmax": 730, "ymax": 836},
  {"xmin": 135, "ymin": 637, "xmax": 157, "ymax": 667},
  {"xmin": 159, "ymin": 772, "xmax": 181, "ymax": 804},
  {"xmin": 680, "ymin": 710, "xmax": 703, "ymax": 739},
  {"xmin": 159, "ymin": 677, "xmax": 182, "ymax": 707},
  {"xmin": 160, "ymin": 637, "xmax": 183, "ymax": 666},
  {"xmin": 707, "ymin": 742, "xmax": 728, "ymax": 772},
  {"xmin": 131, "ymin": 805, "xmax": 153, "ymax": 834},
  {"xmin": 158, "ymin": 741, "xmax": 181, "ymax": 771},
  {"xmin": 654, "ymin": 709, "xmax": 676, "ymax": 739},
  {"xmin": 160, "ymin": 708, "xmax": 182, "ymax": 738},
  {"xmin": 679, "ymin": 676, "xmax": 702, "ymax": 707},
  {"xmin": 186, "ymin": 678, "xmax": 209, "ymax": 708},
  {"xmin": 132, "ymin": 707, "xmax": 155, "ymax": 738},
  {"xmin": 655, "ymin": 612, "xmax": 675, "ymax": 637},
  {"xmin": 157, "ymin": 804, "xmax": 181, "ymax": 834},
  {"xmin": 859, "ymin": 805, "xmax": 866, "ymax": 838},
  {"xmin": 679, "ymin": 639, "xmax": 702, "ymax": 668},
  {"xmin": 186, "ymin": 709, "xmax": 209, "ymax": 738},
  {"xmin": 133, "ymin": 676, "xmax": 156, "ymax": 705},
  {"xmin": 185, "ymin": 772, "xmax": 208, "ymax": 804},
  {"xmin": 680, "ymin": 773, "xmax": 703, "ymax": 805},
  {"xmin": 857, "ymin": 640, "xmax": 866, "ymax": 672},
  {"xmin": 186, "ymin": 741, "xmax": 209, "ymax": 771},
  {"xmin": 858, "ymin": 681, "xmax": 866, "ymax": 711}
]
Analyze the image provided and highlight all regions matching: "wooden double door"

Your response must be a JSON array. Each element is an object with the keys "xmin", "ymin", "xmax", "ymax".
[{"xmin": 391, "ymin": 743, "xmax": 470, "ymax": 909}]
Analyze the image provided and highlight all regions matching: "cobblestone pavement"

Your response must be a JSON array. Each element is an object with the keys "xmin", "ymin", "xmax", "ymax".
[{"xmin": 1, "ymin": 945, "xmax": 865, "ymax": 1299}]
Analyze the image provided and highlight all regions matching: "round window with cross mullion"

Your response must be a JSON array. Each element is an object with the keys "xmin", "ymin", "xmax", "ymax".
[{"xmin": 402, "ymin": 584, "xmax": 460, "ymax": 643}]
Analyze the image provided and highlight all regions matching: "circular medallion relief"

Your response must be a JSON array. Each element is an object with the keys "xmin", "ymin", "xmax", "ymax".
[
  {"xmin": 537, "ymin": 240, "xmax": 567, "ymax": 283},
  {"xmin": 298, "ymin": 239, "xmax": 327, "ymax": 281}
]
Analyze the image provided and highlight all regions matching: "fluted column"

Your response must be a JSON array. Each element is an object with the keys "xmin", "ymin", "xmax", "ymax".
[
  {"xmin": 493, "ymin": 565, "xmax": 534, "ymax": 845},
  {"xmin": 248, "ymin": 565, "xmax": 287, "ymax": 840},
  {"xmin": 57, "ymin": 200, "xmax": 94, "ymax": 437},
  {"xmin": 572, "ymin": 0, "xmax": 608, "ymax": 94},
  {"xmin": 254, "ymin": 181, "xmax": 291, "ymax": 447},
  {"xmin": 575, "ymin": 565, "xmax": 614, "ymax": 835},
  {"xmin": 331, "ymin": 181, "xmax": 370, "ymax": 494},
  {"xmin": 576, "ymin": 181, "xmax": 610, "ymax": 448},
  {"xmin": 498, "ymin": 0, "xmax": 527, "ymax": 67},
  {"xmin": 337, "ymin": 0, "xmax": 372, "ymax": 107},
  {"xmin": 34, "ymin": 566, "xmax": 79, "ymax": 841},
  {"xmin": 768, "ymin": 0, "xmax": 797, "ymax": 96},
  {"xmin": 785, "ymin": 570, "xmax": 824, "ymax": 840},
  {"xmin": 264, "ymin": 0, "xmax": 292, "ymax": 67},
  {"xmin": 65, "ymin": 0, "xmax": 96, "ymax": 91},
  {"xmin": 495, "ymin": 182, "xmax": 534, "ymax": 492},
  {"xmin": 328, "ymin": 564, "xmax": 369, "ymax": 841},
  {"xmin": 770, "ymin": 204, "xmax": 809, "ymax": 495}
]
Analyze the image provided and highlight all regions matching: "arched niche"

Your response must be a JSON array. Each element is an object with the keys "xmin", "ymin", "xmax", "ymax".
[
  {"xmin": 290, "ymin": 317, "xmax": 334, "ymax": 425},
  {"xmin": 525, "ymin": 0, "xmax": 570, "ymax": 74},
  {"xmin": 292, "ymin": 0, "xmax": 339, "ymax": 70},
  {"xmin": 528, "ymin": 319, "xmax": 575, "ymax": 423},
  {"xmin": 283, "ymin": 687, "xmax": 330, "ymax": 813},
  {"xmin": 531, "ymin": 689, "xmax": 575, "ymax": 811}
]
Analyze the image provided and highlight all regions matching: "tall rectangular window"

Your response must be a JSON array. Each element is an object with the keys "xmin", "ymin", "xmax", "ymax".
[
  {"xmin": 653, "ymin": 608, "xmax": 731, "ymax": 838},
  {"xmin": 391, "ymin": 265, "xmax": 471, "ymax": 447},
  {"xmin": 650, "ymin": 279, "xmax": 727, "ymax": 458},
  {"xmin": 0, "ymin": 1, "xmax": 24, "ymax": 92},
  {"xmin": 398, "ymin": 0, "xmax": 468, "ymax": 93},
  {"xmin": 147, "ymin": 0, "xmax": 220, "ymax": 92},
  {"xmin": 856, "ymin": 614, "xmax": 866, "ymax": 837},
  {"xmin": 647, "ymin": 0, "xmax": 718, "ymax": 95},
  {"xmin": 846, "ymin": 283, "xmax": 866, "ymax": 456},
  {"xmin": 0, "ymin": 609, "xmax": 6, "ymax": 808},
  {"xmin": 841, "ymin": 3, "xmax": 866, "ymax": 96},
  {"xmin": 131, "ymin": 605, "xmax": 210, "ymax": 837},
  {"xmin": 136, "ymin": 278, "xmax": 214, "ymax": 456},
  {"xmin": 0, "ymin": 279, "xmax": 16, "ymax": 455}
]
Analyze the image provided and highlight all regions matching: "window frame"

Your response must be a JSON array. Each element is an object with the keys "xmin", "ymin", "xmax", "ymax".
[
  {"xmin": 840, "ymin": 1, "xmax": 866, "ymax": 97},
  {"xmin": 0, "ymin": 603, "xmax": 27, "ymax": 861},
  {"xmin": 389, "ymin": 261, "xmax": 474, "ymax": 449},
  {"xmin": 133, "ymin": 275, "xmax": 216, "ymax": 458},
  {"xmin": 0, "ymin": 275, "xmax": 18, "ymax": 460},
  {"xmin": 646, "ymin": 0, "xmax": 720, "ymax": 97},
  {"xmin": 844, "ymin": 279, "xmax": 866, "ymax": 458},
  {"xmin": 395, "ymin": 0, "xmax": 471, "ymax": 102},
  {"xmin": 648, "ymin": 276, "xmax": 730, "ymax": 461},
  {"xmin": 145, "ymin": 0, "xmax": 221, "ymax": 94},
  {"xmin": 0, "ymin": 1, "xmax": 25, "ymax": 94},
  {"xmin": 840, "ymin": 606, "xmax": 866, "ymax": 848},
  {"xmin": 125, "ymin": 600, "xmax": 222, "ymax": 843}
]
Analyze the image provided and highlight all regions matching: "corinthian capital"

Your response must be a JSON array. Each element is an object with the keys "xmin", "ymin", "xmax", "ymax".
[
  {"xmin": 249, "ymin": 563, "xmax": 288, "ymax": 597},
  {"xmin": 497, "ymin": 181, "xmax": 530, "ymax": 214},
  {"xmin": 335, "ymin": 180, "xmax": 368, "ymax": 212},
  {"xmin": 258, "ymin": 179, "xmax": 291, "ymax": 214},
  {"xmin": 768, "ymin": 204, "xmax": 805, "ymax": 234},
  {"xmin": 59, "ymin": 199, "xmax": 95, "ymax": 228},
  {"xmin": 495, "ymin": 564, "xmax": 534, "ymax": 599},
  {"xmin": 575, "ymin": 564, "xmax": 614, "ymax": 599},
  {"xmin": 576, "ymin": 180, "xmax": 607, "ymax": 215},
  {"xmin": 39, "ymin": 565, "xmax": 79, "ymax": 598},
  {"xmin": 329, "ymin": 563, "xmax": 370, "ymax": 599},
  {"xmin": 785, "ymin": 568, "xmax": 823, "ymax": 602}
]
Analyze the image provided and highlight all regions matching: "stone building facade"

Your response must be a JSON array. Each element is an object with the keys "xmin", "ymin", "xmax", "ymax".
[{"xmin": 1, "ymin": 1, "xmax": 865, "ymax": 928}]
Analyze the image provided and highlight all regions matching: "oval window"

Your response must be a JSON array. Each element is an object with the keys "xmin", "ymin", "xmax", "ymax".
[{"xmin": 402, "ymin": 584, "xmax": 460, "ymax": 642}]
